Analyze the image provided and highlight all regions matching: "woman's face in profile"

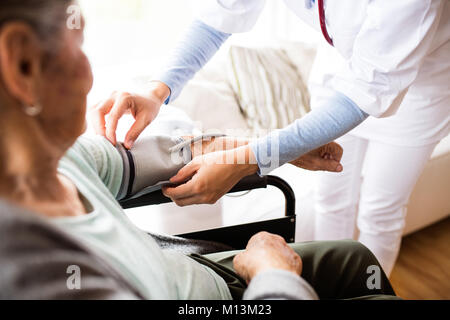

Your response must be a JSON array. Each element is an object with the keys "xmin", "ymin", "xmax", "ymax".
[{"xmin": 38, "ymin": 13, "xmax": 93, "ymax": 149}]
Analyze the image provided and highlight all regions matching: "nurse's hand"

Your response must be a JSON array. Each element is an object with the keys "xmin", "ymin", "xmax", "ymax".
[
  {"xmin": 290, "ymin": 142, "xmax": 343, "ymax": 172},
  {"xmin": 163, "ymin": 146, "xmax": 259, "ymax": 207},
  {"xmin": 89, "ymin": 81, "xmax": 170, "ymax": 149}
]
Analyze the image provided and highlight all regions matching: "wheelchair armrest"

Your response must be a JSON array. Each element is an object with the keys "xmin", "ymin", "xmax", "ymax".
[
  {"xmin": 120, "ymin": 174, "xmax": 295, "ymax": 216},
  {"xmin": 119, "ymin": 174, "xmax": 297, "ymax": 249}
]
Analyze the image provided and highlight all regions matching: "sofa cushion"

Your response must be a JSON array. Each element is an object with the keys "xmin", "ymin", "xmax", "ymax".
[{"xmin": 171, "ymin": 43, "xmax": 317, "ymax": 135}]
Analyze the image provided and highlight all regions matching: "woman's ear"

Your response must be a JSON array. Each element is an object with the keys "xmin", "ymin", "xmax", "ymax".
[{"xmin": 0, "ymin": 22, "xmax": 43, "ymax": 106}]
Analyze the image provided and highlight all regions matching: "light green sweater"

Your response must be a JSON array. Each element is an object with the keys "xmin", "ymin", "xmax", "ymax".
[{"xmin": 52, "ymin": 135, "xmax": 232, "ymax": 300}]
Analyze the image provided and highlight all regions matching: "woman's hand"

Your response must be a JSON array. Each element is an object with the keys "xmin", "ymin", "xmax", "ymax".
[
  {"xmin": 89, "ymin": 81, "xmax": 170, "ymax": 149},
  {"xmin": 163, "ymin": 146, "xmax": 259, "ymax": 207},
  {"xmin": 233, "ymin": 232, "xmax": 303, "ymax": 284},
  {"xmin": 290, "ymin": 142, "xmax": 343, "ymax": 172}
]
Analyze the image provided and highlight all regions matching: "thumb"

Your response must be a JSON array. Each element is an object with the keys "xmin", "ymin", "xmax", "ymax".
[{"xmin": 170, "ymin": 160, "xmax": 200, "ymax": 184}]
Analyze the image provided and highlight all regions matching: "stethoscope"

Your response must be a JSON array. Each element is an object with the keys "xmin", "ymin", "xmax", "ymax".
[{"xmin": 306, "ymin": 0, "xmax": 334, "ymax": 46}]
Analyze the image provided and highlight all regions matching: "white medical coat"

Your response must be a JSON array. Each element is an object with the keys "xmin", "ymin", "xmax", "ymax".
[{"xmin": 197, "ymin": 0, "xmax": 450, "ymax": 146}]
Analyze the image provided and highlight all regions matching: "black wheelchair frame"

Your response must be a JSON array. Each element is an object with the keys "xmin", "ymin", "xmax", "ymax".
[{"xmin": 120, "ymin": 175, "xmax": 296, "ymax": 250}]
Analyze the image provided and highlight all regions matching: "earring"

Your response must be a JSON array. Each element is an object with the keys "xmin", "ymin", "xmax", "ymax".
[{"xmin": 23, "ymin": 104, "xmax": 42, "ymax": 117}]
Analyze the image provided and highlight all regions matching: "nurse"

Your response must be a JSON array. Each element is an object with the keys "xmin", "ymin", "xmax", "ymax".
[{"xmin": 91, "ymin": 0, "xmax": 450, "ymax": 276}]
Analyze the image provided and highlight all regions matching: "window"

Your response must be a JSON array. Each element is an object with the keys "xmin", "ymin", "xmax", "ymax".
[
  {"xmin": 79, "ymin": 0, "xmax": 318, "ymax": 113},
  {"xmin": 79, "ymin": 0, "xmax": 196, "ymax": 106}
]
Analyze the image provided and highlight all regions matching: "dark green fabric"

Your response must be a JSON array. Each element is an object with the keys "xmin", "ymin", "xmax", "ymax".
[
  {"xmin": 193, "ymin": 240, "xmax": 399, "ymax": 300},
  {"xmin": 189, "ymin": 254, "xmax": 247, "ymax": 300}
]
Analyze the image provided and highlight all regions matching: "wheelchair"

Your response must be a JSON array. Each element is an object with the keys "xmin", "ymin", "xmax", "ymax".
[{"xmin": 119, "ymin": 175, "xmax": 296, "ymax": 250}]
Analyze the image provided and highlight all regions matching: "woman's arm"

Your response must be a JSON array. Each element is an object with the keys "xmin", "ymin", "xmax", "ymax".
[
  {"xmin": 163, "ymin": 135, "xmax": 346, "ymax": 207},
  {"xmin": 155, "ymin": 19, "xmax": 231, "ymax": 103},
  {"xmin": 251, "ymin": 91, "xmax": 368, "ymax": 175}
]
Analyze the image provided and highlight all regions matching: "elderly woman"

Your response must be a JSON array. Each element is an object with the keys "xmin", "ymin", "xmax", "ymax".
[{"xmin": 0, "ymin": 0, "xmax": 397, "ymax": 300}]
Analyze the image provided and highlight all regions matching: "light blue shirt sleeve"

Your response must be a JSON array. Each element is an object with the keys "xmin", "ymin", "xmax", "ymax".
[
  {"xmin": 155, "ymin": 20, "xmax": 231, "ymax": 103},
  {"xmin": 251, "ymin": 92, "xmax": 369, "ymax": 175}
]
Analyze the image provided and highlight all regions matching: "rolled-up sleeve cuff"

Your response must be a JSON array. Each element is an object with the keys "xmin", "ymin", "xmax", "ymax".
[
  {"xmin": 152, "ymin": 74, "xmax": 176, "ymax": 105},
  {"xmin": 243, "ymin": 269, "xmax": 319, "ymax": 300},
  {"xmin": 250, "ymin": 132, "xmax": 281, "ymax": 176}
]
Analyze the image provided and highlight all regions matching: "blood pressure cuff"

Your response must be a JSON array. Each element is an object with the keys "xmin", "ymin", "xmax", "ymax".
[{"xmin": 116, "ymin": 134, "xmax": 225, "ymax": 201}]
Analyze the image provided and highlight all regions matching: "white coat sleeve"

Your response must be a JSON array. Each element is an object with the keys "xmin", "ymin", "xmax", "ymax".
[
  {"xmin": 195, "ymin": 0, "xmax": 266, "ymax": 33},
  {"xmin": 331, "ymin": 0, "xmax": 445, "ymax": 118}
]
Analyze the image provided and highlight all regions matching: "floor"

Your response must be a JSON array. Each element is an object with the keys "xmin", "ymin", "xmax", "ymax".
[{"xmin": 390, "ymin": 217, "xmax": 450, "ymax": 300}]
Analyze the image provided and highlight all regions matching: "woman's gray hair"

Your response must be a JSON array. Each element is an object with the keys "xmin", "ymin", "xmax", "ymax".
[{"xmin": 0, "ymin": 0, "xmax": 73, "ymax": 49}]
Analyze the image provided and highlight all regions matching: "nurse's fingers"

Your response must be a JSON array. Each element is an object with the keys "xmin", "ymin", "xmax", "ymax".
[
  {"xmin": 105, "ymin": 92, "xmax": 134, "ymax": 146},
  {"xmin": 169, "ymin": 160, "xmax": 201, "ymax": 185},
  {"xmin": 162, "ymin": 180, "xmax": 197, "ymax": 201},
  {"xmin": 171, "ymin": 195, "xmax": 204, "ymax": 207},
  {"xmin": 89, "ymin": 98, "xmax": 114, "ymax": 137},
  {"xmin": 124, "ymin": 111, "xmax": 152, "ymax": 149},
  {"xmin": 316, "ymin": 158, "xmax": 343, "ymax": 172}
]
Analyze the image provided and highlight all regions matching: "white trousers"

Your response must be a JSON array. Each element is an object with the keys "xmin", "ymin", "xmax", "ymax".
[{"xmin": 313, "ymin": 134, "xmax": 438, "ymax": 276}]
